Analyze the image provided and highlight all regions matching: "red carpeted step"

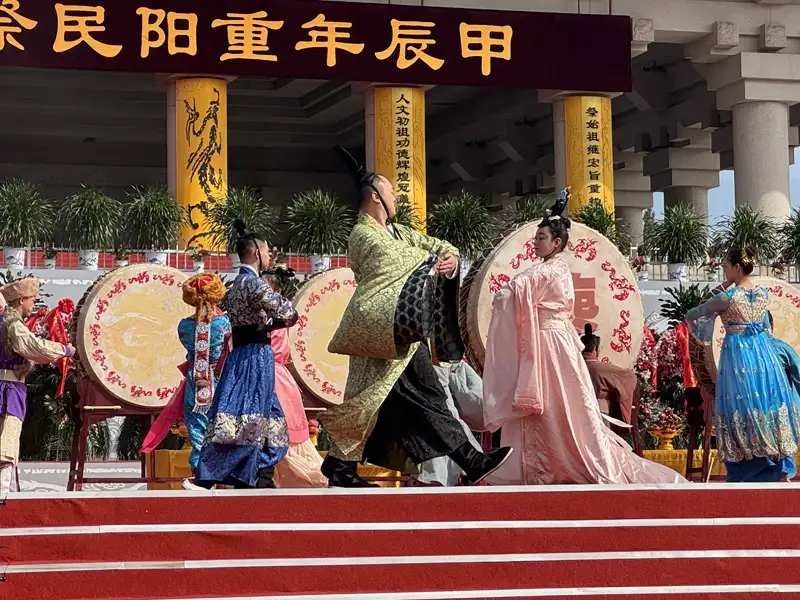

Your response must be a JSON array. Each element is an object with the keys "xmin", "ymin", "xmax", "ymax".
[
  {"xmin": 4, "ymin": 557, "xmax": 800, "ymax": 600},
  {"xmin": 4, "ymin": 487, "xmax": 800, "ymax": 529},
  {"xmin": 6, "ymin": 524, "xmax": 800, "ymax": 565}
]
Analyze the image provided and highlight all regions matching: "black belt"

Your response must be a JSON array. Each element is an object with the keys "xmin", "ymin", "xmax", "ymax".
[{"xmin": 232, "ymin": 325, "xmax": 271, "ymax": 348}]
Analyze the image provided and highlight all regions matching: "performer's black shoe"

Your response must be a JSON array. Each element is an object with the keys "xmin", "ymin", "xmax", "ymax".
[
  {"xmin": 450, "ymin": 442, "xmax": 514, "ymax": 485},
  {"xmin": 321, "ymin": 455, "xmax": 379, "ymax": 488},
  {"xmin": 255, "ymin": 467, "xmax": 276, "ymax": 489}
]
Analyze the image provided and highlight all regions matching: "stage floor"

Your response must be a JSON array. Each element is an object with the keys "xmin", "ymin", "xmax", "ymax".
[{"xmin": 3, "ymin": 484, "xmax": 800, "ymax": 599}]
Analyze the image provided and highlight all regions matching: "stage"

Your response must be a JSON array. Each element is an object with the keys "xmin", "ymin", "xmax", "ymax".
[{"xmin": 3, "ymin": 485, "xmax": 800, "ymax": 599}]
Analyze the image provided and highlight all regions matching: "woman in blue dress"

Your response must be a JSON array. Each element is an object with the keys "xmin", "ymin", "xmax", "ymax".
[
  {"xmin": 141, "ymin": 273, "xmax": 231, "ymax": 480},
  {"xmin": 686, "ymin": 248, "xmax": 800, "ymax": 482}
]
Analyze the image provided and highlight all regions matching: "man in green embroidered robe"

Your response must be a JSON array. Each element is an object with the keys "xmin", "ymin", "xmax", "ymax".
[{"xmin": 323, "ymin": 161, "xmax": 512, "ymax": 487}]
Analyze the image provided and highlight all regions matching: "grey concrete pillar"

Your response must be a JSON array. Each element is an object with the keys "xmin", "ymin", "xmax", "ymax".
[
  {"xmin": 733, "ymin": 101, "xmax": 790, "ymax": 220},
  {"xmin": 616, "ymin": 205, "xmax": 645, "ymax": 248},
  {"xmin": 663, "ymin": 186, "xmax": 709, "ymax": 225}
]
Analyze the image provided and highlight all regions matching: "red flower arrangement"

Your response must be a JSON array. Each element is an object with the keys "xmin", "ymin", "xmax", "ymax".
[{"xmin": 652, "ymin": 407, "xmax": 684, "ymax": 431}]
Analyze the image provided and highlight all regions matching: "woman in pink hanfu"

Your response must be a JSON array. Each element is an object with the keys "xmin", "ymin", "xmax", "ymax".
[{"xmin": 482, "ymin": 193, "xmax": 685, "ymax": 485}]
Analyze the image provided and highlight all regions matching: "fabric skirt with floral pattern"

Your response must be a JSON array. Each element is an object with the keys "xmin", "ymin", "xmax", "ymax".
[
  {"xmin": 715, "ymin": 328, "xmax": 800, "ymax": 481},
  {"xmin": 196, "ymin": 343, "xmax": 289, "ymax": 487}
]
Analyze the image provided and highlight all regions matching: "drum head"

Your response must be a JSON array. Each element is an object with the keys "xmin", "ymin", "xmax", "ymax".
[
  {"xmin": 462, "ymin": 221, "xmax": 643, "ymax": 372},
  {"xmin": 74, "ymin": 264, "xmax": 191, "ymax": 409},
  {"xmin": 287, "ymin": 268, "xmax": 356, "ymax": 406}
]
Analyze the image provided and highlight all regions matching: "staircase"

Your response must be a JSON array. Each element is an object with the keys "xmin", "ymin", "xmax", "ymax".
[{"xmin": 3, "ymin": 485, "xmax": 800, "ymax": 599}]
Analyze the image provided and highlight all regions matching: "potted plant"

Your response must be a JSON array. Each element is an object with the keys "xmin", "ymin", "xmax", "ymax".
[
  {"xmin": 0, "ymin": 179, "xmax": 54, "ymax": 268},
  {"xmin": 703, "ymin": 257, "xmax": 721, "ymax": 281},
  {"xmin": 42, "ymin": 244, "xmax": 58, "ymax": 269},
  {"xmin": 500, "ymin": 194, "xmax": 551, "ymax": 232},
  {"xmin": 189, "ymin": 247, "xmax": 208, "ymax": 273},
  {"xmin": 206, "ymin": 187, "xmax": 275, "ymax": 269},
  {"xmin": 391, "ymin": 197, "xmax": 425, "ymax": 231},
  {"xmin": 285, "ymin": 188, "xmax": 354, "ymax": 274},
  {"xmin": 115, "ymin": 245, "xmax": 130, "ymax": 267},
  {"xmin": 779, "ymin": 207, "xmax": 800, "ymax": 271},
  {"xmin": 650, "ymin": 205, "xmax": 707, "ymax": 281},
  {"xmin": 630, "ymin": 255, "xmax": 648, "ymax": 281},
  {"xmin": 428, "ymin": 190, "xmax": 494, "ymax": 279},
  {"xmin": 573, "ymin": 199, "xmax": 631, "ymax": 254},
  {"xmin": 124, "ymin": 185, "xmax": 184, "ymax": 265},
  {"xmin": 63, "ymin": 186, "xmax": 122, "ymax": 271},
  {"xmin": 715, "ymin": 205, "xmax": 779, "ymax": 267}
]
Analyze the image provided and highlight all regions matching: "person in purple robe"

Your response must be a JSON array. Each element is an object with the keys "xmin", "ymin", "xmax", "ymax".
[{"xmin": 0, "ymin": 277, "xmax": 72, "ymax": 496}]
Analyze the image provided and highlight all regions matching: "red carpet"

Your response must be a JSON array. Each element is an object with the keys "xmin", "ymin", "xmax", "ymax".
[{"xmin": 3, "ymin": 485, "xmax": 800, "ymax": 598}]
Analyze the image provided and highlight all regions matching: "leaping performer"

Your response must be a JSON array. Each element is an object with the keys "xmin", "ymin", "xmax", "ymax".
[
  {"xmin": 0, "ymin": 278, "xmax": 73, "ymax": 496},
  {"xmin": 195, "ymin": 221, "xmax": 298, "ymax": 489},
  {"xmin": 482, "ymin": 191, "xmax": 685, "ymax": 485},
  {"xmin": 322, "ymin": 146, "xmax": 512, "ymax": 487},
  {"xmin": 141, "ymin": 273, "xmax": 231, "ymax": 487}
]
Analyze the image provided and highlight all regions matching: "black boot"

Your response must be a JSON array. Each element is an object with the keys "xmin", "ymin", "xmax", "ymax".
[
  {"xmin": 449, "ymin": 442, "xmax": 513, "ymax": 485},
  {"xmin": 255, "ymin": 467, "xmax": 276, "ymax": 489},
  {"xmin": 321, "ymin": 455, "xmax": 379, "ymax": 488}
]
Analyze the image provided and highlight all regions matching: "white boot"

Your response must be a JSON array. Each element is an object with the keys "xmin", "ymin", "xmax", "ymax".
[{"xmin": 0, "ymin": 464, "xmax": 13, "ymax": 497}]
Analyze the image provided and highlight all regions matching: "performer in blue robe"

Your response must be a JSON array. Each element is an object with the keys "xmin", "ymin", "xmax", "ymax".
[
  {"xmin": 687, "ymin": 248, "xmax": 800, "ymax": 482},
  {"xmin": 196, "ymin": 221, "xmax": 298, "ymax": 489},
  {"xmin": 767, "ymin": 311, "xmax": 800, "ymax": 400}
]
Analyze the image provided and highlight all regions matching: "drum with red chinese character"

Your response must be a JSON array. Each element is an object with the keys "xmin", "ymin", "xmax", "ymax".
[
  {"xmin": 692, "ymin": 277, "xmax": 800, "ymax": 385},
  {"xmin": 71, "ymin": 264, "xmax": 192, "ymax": 409},
  {"xmin": 287, "ymin": 268, "xmax": 357, "ymax": 406},
  {"xmin": 461, "ymin": 221, "xmax": 643, "ymax": 374}
]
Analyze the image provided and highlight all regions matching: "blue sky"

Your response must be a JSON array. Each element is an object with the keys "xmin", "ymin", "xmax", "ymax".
[{"xmin": 652, "ymin": 147, "xmax": 800, "ymax": 223}]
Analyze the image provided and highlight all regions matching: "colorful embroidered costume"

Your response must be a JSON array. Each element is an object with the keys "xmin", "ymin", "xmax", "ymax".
[
  {"xmin": 0, "ymin": 278, "xmax": 69, "ymax": 496},
  {"xmin": 687, "ymin": 286, "xmax": 800, "ymax": 482},
  {"xmin": 141, "ymin": 274, "xmax": 230, "ymax": 472},
  {"xmin": 196, "ymin": 265, "xmax": 297, "ymax": 488}
]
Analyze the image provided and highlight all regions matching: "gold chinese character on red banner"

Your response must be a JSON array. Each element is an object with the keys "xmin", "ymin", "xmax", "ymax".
[
  {"xmin": 459, "ymin": 23, "xmax": 512, "ymax": 76},
  {"xmin": 295, "ymin": 13, "xmax": 364, "ymax": 67},
  {"xmin": 137, "ymin": 8, "xmax": 197, "ymax": 58},
  {"xmin": 53, "ymin": 4, "xmax": 121, "ymax": 57},
  {"xmin": 0, "ymin": 0, "xmax": 37, "ymax": 51},
  {"xmin": 375, "ymin": 19, "xmax": 443, "ymax": 70},
  {"xmin": 212, "ymin": 11, "xmax": 283, "ymax": 62}
]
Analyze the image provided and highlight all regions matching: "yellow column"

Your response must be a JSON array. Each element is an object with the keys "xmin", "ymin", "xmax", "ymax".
[
  {"xmin": 172, "ymin": 77, "xmax": 229, "ymax": 249},
  {"xmin": 366, "ymin": 86, "xmax": 427, "ymax": 232},
  {"xmin": 563, "ymin": 96, "xmax": 615, "ymax": 215}
]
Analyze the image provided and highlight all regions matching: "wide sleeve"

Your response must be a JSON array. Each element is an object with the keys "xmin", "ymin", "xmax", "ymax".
[
  {"xmin": 686, "ymin": 291, "xmax": 731, "ymax": 344},
  {"xmin": 8, "ymin": 320, "xmax": 66, "ymax": 363},
  {"xmin": 250, "ymin": 278, "xmax": 299, "ymax": 328},
  {"xmin": 482, "ymin": 285, "xmax": 520, "ymax": 431},
  {"xmin": 397, "ymin": 225, "xmax": 460, "ymax": 259}
]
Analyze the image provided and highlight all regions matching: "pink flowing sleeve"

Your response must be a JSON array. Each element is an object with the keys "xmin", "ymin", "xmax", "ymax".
[
  {"xmin": 482, "ymin": 285, "xmax": 520, "ymax": 431},
  {"xmin": 512, "ymin": 278, "xmax": 544, "ymax": 414}
]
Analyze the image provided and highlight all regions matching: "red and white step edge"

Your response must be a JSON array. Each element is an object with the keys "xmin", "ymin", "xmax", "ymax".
[{"xmin": 2, "ymin": 484, "xmax": 800, "ymax": 599}]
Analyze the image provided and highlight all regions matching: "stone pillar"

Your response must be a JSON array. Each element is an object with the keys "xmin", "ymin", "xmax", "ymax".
[
  {"xmin": 732, "ymin": 101, "xmax": 790, "ymax": 220},
  {"xmin": 616, "ymin": 206, "xmax": 645, "ymax": 248},
  {"xmin": 167, "ymin": 77, "xmax": 229, "ymax": 249},
  {"xmin": 365, "ymin": 86, "xmax": 426, "ymax": 232},
  {"xmin": 664, "ymin": 186, "xmax": 710, "ymax": 224}
]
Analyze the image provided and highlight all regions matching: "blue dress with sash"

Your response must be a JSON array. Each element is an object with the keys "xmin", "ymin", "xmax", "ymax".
[
  {"xmin": 196, "ymin": 266, "xmax": 298, "ymax": 487},
  {"xmin": 177, "ymin": 314, "xmax": 231, "ymax": 471},
  {"xmin": 687, "ymin": 287, "xmax": 800, "ymax": 482}
]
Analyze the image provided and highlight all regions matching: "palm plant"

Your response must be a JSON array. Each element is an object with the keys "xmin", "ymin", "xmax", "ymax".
[
  {"xmin": 639, "ymin": 209, "xmax": 656, "ymax": 257},
  {"xmin": 779, "ymin": 208, "xmax": 800, "ymax": 265},
  {"xmin": 124, "ymin": 185, "xmax": 185, "ymax": 250},
  {"xmin": 650, "ymin": 205, "xmax": 707, "ymax": 265},
  {"xmin": 391, "ymin": 197, "xmax": 424, "ymax": 230},
  {"xmin": 0, "ymin": 179, "xmax": 54, "ymax": 248},
  {"xmin": 427, "ymin": 190, "xmax": 494, "ymax": 259},
  {"xmin": 572, "ymin": 198, "xmax": 631, "ymax": 253},
  {"xmin": 206, "ymin": 187, "xmax": 275, "ymax": 253},
  {"xmin": 285, "ymin": 189, "xmax": 355, "ymax": 255},
  {"xmin": 63, "ymin": 186, "xmax": 122, "ymax": 250},
  {"xmin": 714, "ymin": 205, "xmax": 779, "ymax": 263},
  {"xmin": 501, "ymin": 194, "xmax": 551, "ymax": 230},
  {"xmin": 659, "ymin": 283, "xmax": 711, "ymax": 327}
]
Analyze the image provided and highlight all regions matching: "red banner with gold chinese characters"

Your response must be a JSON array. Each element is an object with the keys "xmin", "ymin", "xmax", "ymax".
[{"xmin": 0, "ymin": 0, "xmax": 632, "ymax": 91}]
